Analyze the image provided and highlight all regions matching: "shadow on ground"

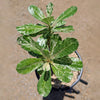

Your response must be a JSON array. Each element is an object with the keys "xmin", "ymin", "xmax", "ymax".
[
  {"xmin": 43, "ymin": 88, "xmax": 78, "ymax": 100},
  {"xmin": 43, "ymin": 79, "xmax": 88, "ymax": 100}
]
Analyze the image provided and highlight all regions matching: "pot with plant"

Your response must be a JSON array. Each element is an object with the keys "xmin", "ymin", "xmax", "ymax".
[{"xmin": 16, "ymin": 2, "xmax": 83, "ymax": 97}]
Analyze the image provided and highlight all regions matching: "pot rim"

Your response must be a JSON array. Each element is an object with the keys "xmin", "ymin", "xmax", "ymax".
[{"xmin": 70, "ymin": 51, "xmax": 83, "ymax": 89}]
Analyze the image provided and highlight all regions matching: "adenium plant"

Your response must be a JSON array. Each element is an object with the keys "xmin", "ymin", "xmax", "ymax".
[{"xmin": 16, "ymin": 2, "xmax": 83, "ymax": 97}]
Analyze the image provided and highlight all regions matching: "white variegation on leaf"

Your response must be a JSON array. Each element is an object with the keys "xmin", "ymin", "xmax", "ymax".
[
  {"xmin": 67, "ymin": 57, "xmax": 83, "ymax": 71},
  {"xmin": 50, "ymin": 34, "xmax": 62, "ymax": 55},
  {"xmin": 51, "ymin": 38, "xmax": 79, "ymax": 59},
  {"xmin": 54, "ymin": 20, "xmax": 66, "ymax": 28},
  {"xmin": 43, "ymin": 63, "xmax": 50, "ymax": 71},
  {"xmin": 54, "ymin": 25, "xmax": 74, "ymax": 33},
  {"xmin": 16, "ymin": 58, "xmax": 43, "ymax": 74},
  {"xmin": 53, "ymin": 57, "xmax": 83, "ymax": 71},
  {"xmin": 42, "ymin": 16, "xmax": 54, "ymax": 25},
  {"xmin": 37, "ymin": 35, "xmax": 47, "ymax": 49},
  {"xmin": 54, "ymin": 6, "xmax": 77, "ymax": 24},
  {"xmin": 17, "ymin": 36, "xmax": 50, "ymax": 59},
  {"xmin": 51, "ymin": 63, "xmax": 73, "ymax": 83},
  {"xmin": 46, "ymin": 2, "xmax": 53, "ymax": 17},
  {"xmin": 37, "ymin": 70, "xmax": 52, "ymax": 97},
  {"xmin": 28, "ymin": 5, "xmax": 45, "ymax": 21},
  {"xmin": 16, "ymin": 24, "xmax": 46, "ymax": 35}
]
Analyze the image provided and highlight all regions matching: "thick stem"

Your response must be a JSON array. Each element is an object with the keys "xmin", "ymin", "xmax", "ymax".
[
  {"xmin": 47, "ymin": 37, "xmax": 50, "ymax": 51},
  {"xmin": 47, "ymin": 25, "xmax": 51, "ymax": 51}
]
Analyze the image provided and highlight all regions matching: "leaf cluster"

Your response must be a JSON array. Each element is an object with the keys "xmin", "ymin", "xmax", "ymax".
[{"xmin": 16, "ymin": 2, "xmax": 83, "ymax": 97}]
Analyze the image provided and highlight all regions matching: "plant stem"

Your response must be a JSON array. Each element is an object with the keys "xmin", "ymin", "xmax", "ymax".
[{"xmin": 47, "ymin": 25, "xmax": 51, "ymax": 51}]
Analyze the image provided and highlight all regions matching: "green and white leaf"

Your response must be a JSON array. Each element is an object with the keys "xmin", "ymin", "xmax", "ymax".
[
  {"xmin": 28, "ymin": 5, "xmax": 45, "ymax": 21},
  {"xmin": 37, "ymin": 34, "xmax": 62, "ymax": 52},
  {"xmin": 46, "ymin": 2, "xmax": 53, "ymax": 17},
  {"xmin": 51, "ymin": 63, "xmax": 73, "ymax": 83},
  {"xmin": 37, "ymin": 66, "xmax": 43, "ymax": 75},
  {"xmin": 67, "ymin": 57, "xmax": 83, "ymax": 71},
  {"xmin": 51, "ymin": 38, "xmax": 79, "ymax": 59},
  {"xmin": 54, "ymin": 6, "xmax": 77, "ymax": 24},
  {"xmin": 53, "ymin": 57, "xmax": 83, "ymax": 71},
  {"xmin": 54, "ymin": 25, "xmax": 74, "ymax": 33},
  {"xmin": 16, "ymin": 58, "xmax": 43, "ymax": 74},
  {"xmin": 37, "ymin": 70, "xmax": 52, "ymax": 97},
  {"xmin": 42, "ymin": 16, "xmax": 54, "ymax": 25},
  {"xmin": 16, "ymin": 24, "xmax": 46, "ymax": 35},
  {"xmin": 37, "ymin": 35, "xmax": 47, "ymax": 49},
  {"xmin": 53, "ymin": 56, "xmax": 72, "ymax": 65},
  {"xmin": 28, "ymin": 51, "xmax": 43, "ymax": 58},
  {"xmin": 55, "ymin": 20, "xmax": 66, "ymax": 28},
  {"xmin": 50, "ymin": 34, "xmax": 62, "ymax": 55},
  {"xmin": 30, "ymin": 28, "xmax": 49, "ymax": 37},
  {"xmin": 17, "ymin": 36, "xmax": 50, "ymax": 58}
]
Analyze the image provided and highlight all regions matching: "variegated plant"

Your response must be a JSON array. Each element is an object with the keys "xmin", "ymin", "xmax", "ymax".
[{"xmin": 16, "ymin": 2, "xmax": 83, "ymax": 97}]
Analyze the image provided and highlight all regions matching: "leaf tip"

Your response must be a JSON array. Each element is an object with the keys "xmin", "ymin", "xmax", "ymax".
[{"xmin": 16, "ymin": 26, "xmax": 19, "ymax": 30}]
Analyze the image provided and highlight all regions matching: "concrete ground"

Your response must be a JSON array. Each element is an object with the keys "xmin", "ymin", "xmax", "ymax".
[{"xmin": 0, "ymin": 0, "xmax": 100, "ymax": 100}]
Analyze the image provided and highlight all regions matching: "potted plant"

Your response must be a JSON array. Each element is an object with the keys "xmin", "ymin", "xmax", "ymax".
[{"xmin": 16, "ymin": 2, "xmax": 83, "ymax": 97}]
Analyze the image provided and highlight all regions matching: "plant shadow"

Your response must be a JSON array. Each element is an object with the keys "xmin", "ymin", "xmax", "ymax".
[
  {"xmin": 43, "ymin": 79, "xmax": 88, "ymax": 100},
  {"xmin": 43, "ymin": 87, "xmax": 79, "ymax": 100}
]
